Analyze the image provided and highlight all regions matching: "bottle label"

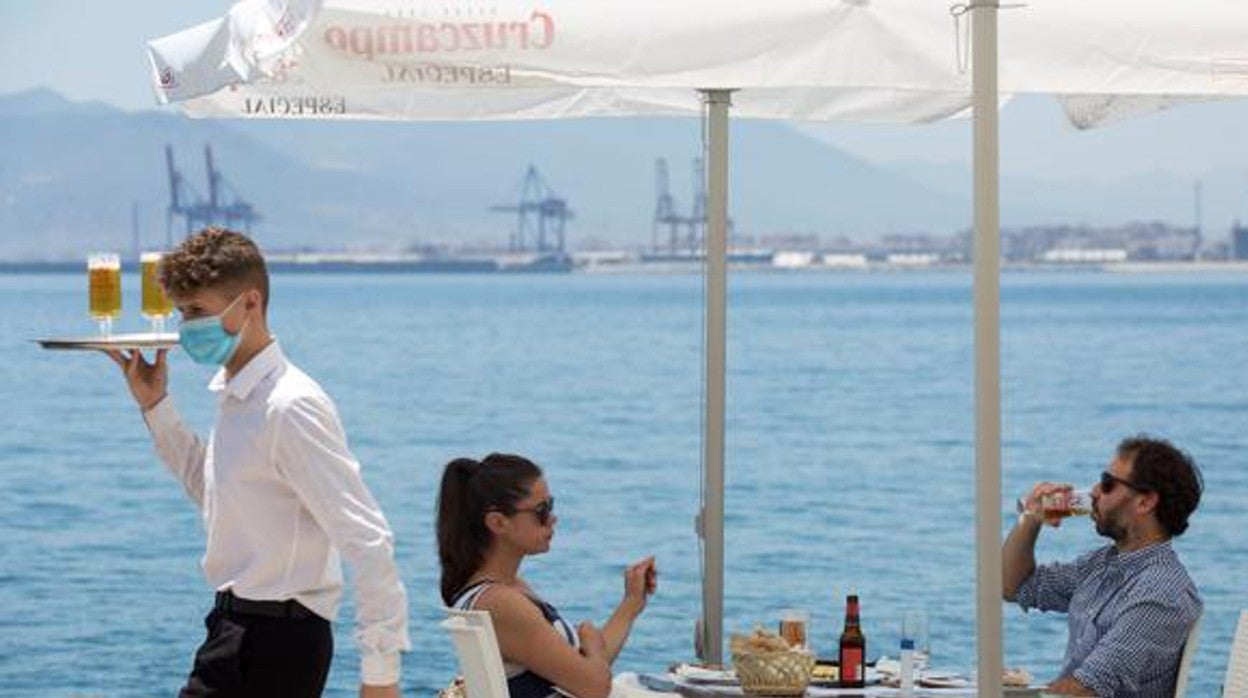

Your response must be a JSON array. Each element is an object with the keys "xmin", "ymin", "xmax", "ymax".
[{"xmin": 841, "ymin": 648, "xmax": 863, "ymax": 682}]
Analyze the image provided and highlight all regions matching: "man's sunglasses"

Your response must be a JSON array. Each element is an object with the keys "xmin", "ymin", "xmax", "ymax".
[
  {"xmin": 513, "ymin": 497, "xmax": 555, "ymax": 525},
  {"xmin": 1100, "ymin": 471, "xmax": 1148, "ymax": 494}
]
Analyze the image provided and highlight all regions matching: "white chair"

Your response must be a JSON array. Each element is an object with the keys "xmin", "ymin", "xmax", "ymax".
[
  {"xmin": 442, "ymin": 608, "xmax": 509, "ymax": 698},
  {"xmin": 1174, "ymin": 613, "xmax": 1203, "ymax": 698},
  {"xmin": 1224, "ymin": 610, "xmax": 1248, "ymax": 698}
]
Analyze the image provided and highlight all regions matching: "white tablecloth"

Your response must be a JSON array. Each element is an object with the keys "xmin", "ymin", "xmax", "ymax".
[{"xmin": 612, "ymin": 672, "xmax": 1044, "ymax": 698}]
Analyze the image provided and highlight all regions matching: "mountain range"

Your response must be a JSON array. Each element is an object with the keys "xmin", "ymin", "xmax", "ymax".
[{"xmin": 0, "ymin": 89, "xmax": 1240, "ymax": 259}]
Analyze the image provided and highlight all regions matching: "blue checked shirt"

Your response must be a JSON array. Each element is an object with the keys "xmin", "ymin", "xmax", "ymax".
[{"xmin": 1015, "ymin": 540, "xmax": 1201, "ymax": 698}]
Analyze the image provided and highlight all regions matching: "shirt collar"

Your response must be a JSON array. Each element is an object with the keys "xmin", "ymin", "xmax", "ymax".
[
  {"xmin": 208, "ymin": 340, "xmax": 285, "ymax": 401},
  {"xmin": 1104, "ymin": 539, "xmax": 1174, "ymax": 575}
]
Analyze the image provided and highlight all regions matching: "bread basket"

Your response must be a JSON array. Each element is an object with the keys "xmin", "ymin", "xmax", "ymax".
[{"xmin": 731, "ymin": 649, "xmax": 816, "ymax": 696}]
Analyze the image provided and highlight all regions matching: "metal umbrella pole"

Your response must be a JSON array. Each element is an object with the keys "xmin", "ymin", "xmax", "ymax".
[
  {"xmin": 699, "ymin": 88, "xmax": 732, "ymax": 666},
  {"xmin": 971, "ymin": 2, "xmax": 1004, "ymax": 696}
]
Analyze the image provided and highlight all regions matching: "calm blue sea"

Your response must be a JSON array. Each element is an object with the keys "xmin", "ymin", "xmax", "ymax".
[{"xmin": 1, "ymin": 269, "xmax": 1244, "ymax": 697}]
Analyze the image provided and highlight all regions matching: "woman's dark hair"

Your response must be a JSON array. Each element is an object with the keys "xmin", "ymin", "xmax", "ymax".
[
  {"xmin": 1118, "ymin": 435, "xmax": 1203, "ymax": 537},
  {"xmin": 437, "ymin": 453, "xmax": 543, "ymax": 605}
]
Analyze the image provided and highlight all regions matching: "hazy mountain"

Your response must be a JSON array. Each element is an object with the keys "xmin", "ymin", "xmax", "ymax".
[
  {"xmin": 895, "ymin": 161, "xmax": 1247, "ymax": 235},
  {"xmin": 1, "ymin": 89, "xmax": 979, "ymax": 258},
  {"xmin": 797, "ymin": 94, "xmax": 1248, "ymax": 237},
  {"xmin": 5, "ymin": 88, "xmax": 1235, "ymax": 259},
  {"xmin": 0, "ymin": 90, "xmax": 432, "ymax": 259}
]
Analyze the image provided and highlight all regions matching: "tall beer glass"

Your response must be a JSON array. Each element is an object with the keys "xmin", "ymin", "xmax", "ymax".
[
  {"xmin": 778, "ymin": 609, "xmax": 809, "ymax": 650},
  {"xmin": 140, "ymin": 251, "xmax": 172, "ymax": 332},
  {"xmin": 87, "ymin": 253, "xmax": 121, "ymax": 336}
]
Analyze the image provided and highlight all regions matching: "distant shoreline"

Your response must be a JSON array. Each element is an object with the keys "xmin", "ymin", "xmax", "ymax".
[{"xmin": 1, "ymin": 259, "xmax": 1245, "ymax": 275}]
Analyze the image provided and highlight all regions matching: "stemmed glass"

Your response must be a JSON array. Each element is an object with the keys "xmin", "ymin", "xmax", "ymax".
[
  {"xmin": 140, "ymin": 251, "xmax": 173, "ymax": 333},
  {"xmin": 902, "ymin": 610, "xmax": 931, "ymax": 672},
  {"xmin": 87, "ymin": 253, "xmax": 121, "ymax": 337}
]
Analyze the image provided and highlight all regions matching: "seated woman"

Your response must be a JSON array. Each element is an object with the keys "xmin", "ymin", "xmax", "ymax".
[{"xmin": 438, "ymin": 453, "xmax": 657, "ymax": 698}]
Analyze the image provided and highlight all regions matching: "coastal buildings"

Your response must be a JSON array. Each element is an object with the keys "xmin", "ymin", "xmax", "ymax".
[{"xmin": 1233, "ymin": 224, "xmax": 1248, "ymax": 260}]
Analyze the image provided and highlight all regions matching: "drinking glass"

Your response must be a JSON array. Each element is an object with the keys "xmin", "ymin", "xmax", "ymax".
[
  {"xmin": 778, "ymin": 609, "xmax": 809, "ymax": 650},
  {"xmin": 87, "ymin": 253, "xmax": 121, "ymax": 336},
  {"xmin": 1016, "ymin": 487, "xmax": 1092, "ymax": 525},
  {"xmin": 902, "ymin": 610, "xmax": 930, "ymax": 671},
  {"xmin": 140, "ymin": 251, "xmax": 173, "ymax": 333}
]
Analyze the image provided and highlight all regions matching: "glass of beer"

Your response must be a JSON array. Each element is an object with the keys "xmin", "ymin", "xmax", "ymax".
[
  {"xmin": 87, "ymin": 253, "xmax": 121, "ymax": 336},
  {"xmin": 1017, "ymin": 487, "xmax": 1092, "ymax": 525},
  {"xmin": 140, "ymin": 251, "xmax": 173, "ymax": 333},
  {"xmin": 778, "ymin": 609, "xmax": 809, "ymax": 650}
]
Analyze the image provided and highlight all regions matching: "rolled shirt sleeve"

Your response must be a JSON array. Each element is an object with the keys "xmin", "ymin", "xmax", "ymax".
[
  {"xmin": 1070, "ymin": 593, "xmax": 1201, "ymax": 696},
  {"xmin": 272, "ymin": 393, "xmax": 410, "ymax": 686},
  {"xmin": 1014, "ymin": 550, "xmax": 1097, "ymax": 613}
]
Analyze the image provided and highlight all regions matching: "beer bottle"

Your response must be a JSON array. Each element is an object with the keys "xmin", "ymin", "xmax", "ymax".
[{"xmin": 838, "ymin": 593, "xmax": 866, "ymax": 688}]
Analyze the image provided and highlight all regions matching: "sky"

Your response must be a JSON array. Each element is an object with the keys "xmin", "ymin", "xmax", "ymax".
[
  {"xmin": 2, "ymin": 1, "xmax": 1247, "ymax": 220},
  {"xmin": 0, "ymin": 1, "xmax": 225, "ymax": 111},
  {"xmin": 799, "ymin": 95, "xmax": 1248, "ymax": 181}
]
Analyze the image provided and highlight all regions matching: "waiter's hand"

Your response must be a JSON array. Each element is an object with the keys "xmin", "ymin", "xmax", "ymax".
[
  {"xmin": 359, "ymin": 684, "xmax": 399, "ymax": 698},
  {"xmin": 104, "ymin": 348, "xmax": 168, "ymax": 412}
]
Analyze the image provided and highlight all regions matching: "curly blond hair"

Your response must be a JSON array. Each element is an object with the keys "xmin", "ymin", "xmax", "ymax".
[{"xmin": 159, "ymin": 227, "xmax": 269, "ymax": 309}]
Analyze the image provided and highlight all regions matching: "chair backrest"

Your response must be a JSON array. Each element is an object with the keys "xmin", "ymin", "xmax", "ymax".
[
  {"xmin": 442, "ymin": 608, "xmax": 509, "ymax": 698},
  {"xmin": 1173, "ymin": 613, "xmax": 1203, "ymax": 698},
  {"xmin": 1225, "ymin": 610, "xmax": 1248, "ymax": 698}
]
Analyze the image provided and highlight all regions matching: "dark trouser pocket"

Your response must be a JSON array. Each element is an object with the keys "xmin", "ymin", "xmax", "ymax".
[
  {"xmin": 179, "ymin": 608, "xmax": 250, "ymax": 697},
  {"xmin": 236, "ymin": 614, "xmax": 333, "ymax": 698}
]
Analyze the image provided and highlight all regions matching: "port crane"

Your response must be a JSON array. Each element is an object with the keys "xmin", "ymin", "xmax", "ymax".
[
  {"xmin": 165, "ymin": 144, "xmax": 260, "ymax": 246},
  {"xmin": 653, "ymin": 156, "xmax": 728, "ymax": 253},
  {"xmin": 489, "ymin": 165, "xmax": 572, "ymax": 253}
]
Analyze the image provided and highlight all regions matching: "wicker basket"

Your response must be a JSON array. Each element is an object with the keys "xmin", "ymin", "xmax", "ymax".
[{"xmin": 731, "ymin": 649, "xmax": 816, "ymax": 696}]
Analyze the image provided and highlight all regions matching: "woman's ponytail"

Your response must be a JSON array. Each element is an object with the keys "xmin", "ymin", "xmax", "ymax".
[{"xmin": 437, "ymin": 453, "xmax": 543, "ymax": 604}]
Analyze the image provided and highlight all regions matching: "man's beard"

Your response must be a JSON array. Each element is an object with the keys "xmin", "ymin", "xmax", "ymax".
[{"xmin": 1094, "ymin": 507, "xmax": 1128, "ymax": 542}]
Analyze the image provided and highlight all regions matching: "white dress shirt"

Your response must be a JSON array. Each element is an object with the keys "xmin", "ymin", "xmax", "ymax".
[{"xmin": 143, "ymin": 341, "xmax": 409, "ymax": 685}]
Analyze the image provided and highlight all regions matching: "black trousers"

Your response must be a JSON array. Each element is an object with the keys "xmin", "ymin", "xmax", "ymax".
[{"xmin": 179, "ymin": 598, "xmax": 333, "ymax": 698}]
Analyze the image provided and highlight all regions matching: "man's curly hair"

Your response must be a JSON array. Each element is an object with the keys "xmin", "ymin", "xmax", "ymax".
[
  {"xmin": 1118, "ymin": 435, "xmax": 1203, "ymax": 537},
  {"xmin": 159, "ymin": 227, "xmax": 268, "ymax": 308}
]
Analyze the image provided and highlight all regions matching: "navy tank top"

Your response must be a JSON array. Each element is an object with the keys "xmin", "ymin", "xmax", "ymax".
[{"xmin": 452, "ymin": 580, "xmax": 578, "ymax": 698}]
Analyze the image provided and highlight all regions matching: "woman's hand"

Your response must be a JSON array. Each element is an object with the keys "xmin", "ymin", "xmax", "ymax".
[
  {"xmin": 597, "ymin": 557, "xmax": 658, "ymax": 664},
  {"xmin": 622, "ymin": 556, "xmax": 657, "ymax": 616},
  {"xmin": 577, "ymin": 621, "xmax": 608, "ymax": 659}
]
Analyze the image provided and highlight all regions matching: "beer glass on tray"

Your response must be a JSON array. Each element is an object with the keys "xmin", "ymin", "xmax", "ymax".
[
  {"xmin": 140, "ymin": 251, "xmax": 173, "ymax": 333},
  {"xmin": 87, "ymin": 253, "xmax": 121, "ymax": 336}
]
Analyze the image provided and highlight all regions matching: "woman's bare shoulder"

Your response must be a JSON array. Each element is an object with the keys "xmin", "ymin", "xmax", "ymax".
[{"xmin": 473, "ymin": 583, "xmax": 542, "ymax": 622}]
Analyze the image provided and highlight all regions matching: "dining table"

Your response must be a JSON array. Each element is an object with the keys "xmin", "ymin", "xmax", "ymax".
[{"xmin": 610, "ymin": 670, "xmax": 1048, "ymax": 698}]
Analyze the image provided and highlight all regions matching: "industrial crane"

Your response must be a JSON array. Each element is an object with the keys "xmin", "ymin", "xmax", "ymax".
[
  {"xmin": 489, "ymin": 165, "xmax": 572, "ymax": 253},
  {"xmin": 165, "ymin": 144, "xmax": 260, "ymax": 246}
]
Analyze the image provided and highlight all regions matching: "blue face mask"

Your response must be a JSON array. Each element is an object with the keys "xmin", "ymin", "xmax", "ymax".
[{"xmin": 179, "ymin": 294, "xmax": 247, "ymax": 366}]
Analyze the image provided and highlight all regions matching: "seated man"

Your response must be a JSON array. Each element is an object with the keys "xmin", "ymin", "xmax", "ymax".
[{"xmin": 1002, "ymin": 436, "xmax": 1203, "ymax": 697}]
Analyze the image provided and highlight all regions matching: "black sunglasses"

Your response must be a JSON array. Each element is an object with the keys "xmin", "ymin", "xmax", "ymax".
[
  {"xmin": 513, "ymin": 497, "xmax": 555, "ymax": 525},
  {"xmin": 1100, "ymin": 471, "xmax": 1148, "ymax": 494}
]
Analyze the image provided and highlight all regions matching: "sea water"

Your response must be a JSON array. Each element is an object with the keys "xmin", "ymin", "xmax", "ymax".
[{"xmin": 1, "ymin": 269, "xmax": 1243, "ymax": 696}]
